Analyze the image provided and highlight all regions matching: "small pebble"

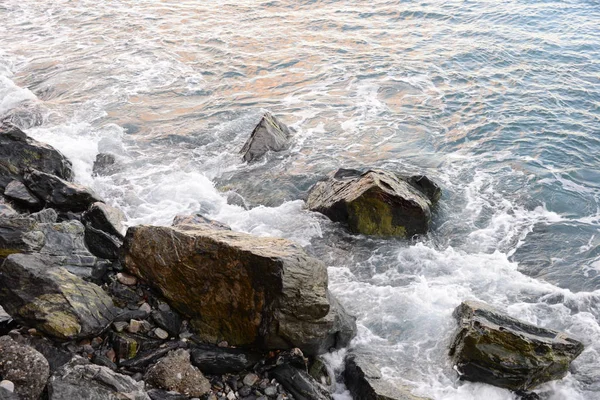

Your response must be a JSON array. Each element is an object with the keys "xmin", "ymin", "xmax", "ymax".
[
  {"xmin": 117, "ymin": 272, "xmax": 137, "ymax": 286},
  {"xmin": 0, "ymin": 380, "xmax": 14, "ymax": 393},
  {"xmin": 276, "ymin": 395, "xmax": 287, "ymax": 400},
  {"xmin": 154, "ymin": 327, "xmax": 169, "ymax": 339},
  {"xmin": 227, "ymin": 391, "xmax": 237, "ymax": 400},
  {"xmin": 113, "ymin": 321, "xmax": 128, "ymax": 332},
  {"xmin": 127, "ymin": 319, "xmax": 142, "ymax": 333},
  {"xmin": 91, "ymin": 336, "xmax": 103, "ymax": 347},
  {"xmin": 132, "ymin": 372, "xmax": 143, "ymax": 382},
  {"xmin": 138, "ymin": 302, "xmax": 152, "ymax": 313},
  {"xmin": 257, "ymin": 396, "xmax": 268, "ymax": 400},
  {"xmin": 218, "ymin": 340, "xmax": 228, "ymax": 347},
  {"xmin": 157, "ymin": 302, "xmax": 170, "ymax": 312},
  {"xmin": 106, "ymin": 348, "xmax": 116, "ymax": 362},
  {"xmin": 264, "ymin": 386, "xmax": 277, "ymax": 397},
  {"xmin": 238, "ymin": 386, "xmax": 252, "ymax": 397},
  {"xmin": 243, "ymin": 373, "xmax": 259, "ymax": 387}
]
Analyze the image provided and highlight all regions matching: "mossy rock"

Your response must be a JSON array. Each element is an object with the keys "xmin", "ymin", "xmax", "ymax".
[{"xmin": 449, "ymin": 300, "xmax": 584, "ymax": 391}]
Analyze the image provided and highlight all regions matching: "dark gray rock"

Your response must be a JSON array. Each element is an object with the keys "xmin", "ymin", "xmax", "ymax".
[
  {"xmin": 189, "ymin": 343, "xmax": 263, "ymax": 375},
  {"xmin": 343, "ymin": 354, "xmax": 429, "ymax": 400},
  {"xmin": 270, "ymin": 364, "xmax": 331, "ymax": 400},
  {"xmin": 307, "ymin": 169, "xmax": 438, "ymax": 238},
  {"xmin": 24, "ymin": 169, "xmax": 103, "ymax": 212},
  {"xmin": 30, "ymin": 208, "xmax": 58, "ymax": 223},
  {"xmin": 150, "ymin": 310, "xmax": 182, "ymax": 337},
  {"xmin": 120, "ymin": 341, "xmax": 187, "ymax": 372},
  {"xmin": 0, "ymin": 253, "xmax": 117, "ymax": 340},
  {"xmin": 0, "ymin": 123, "xmax": 73, "ymax": 191},
  {"xmin": 147, "ymin": 389, "xmax": 189, "ymax": 400},
  {"xmin": 3, "ymin": 180, "xmax": 41, "ymax": 209},
  {"xmin": 449, "ymin": 300, "xmax": 585, "ymax": 391},
  {"xmin": 82, "ymin": 202, "xmax": 125, "ymax": 260},
  {"xmin": 144, "ymin": 349, "xmax": 211, "ymax": 398},
  {"xmin": 0, "ymin": 387, "xmax": 19, "ymax": 400},
  {"xmin": 406, "ymin": 175, "xmax": 441, "ymax": 205},
  {"xmin": 122, "ymin": 224, "xmax": 357, "ymax": 355},
  {"xmin": 0, "ymin": 335, "xmax": 50, "ymax": 400},
  {"xmin": 0, "ymin": 215, "xmax": 43, "ymax": 259},
  {"xmin": 92, "ymin": 153, "xmax": 117, "ymax": 176},
  {"xmin": 240, "ymin": 112, "xmax": 292, "ymax": 163},
  {"xmin": 14, "ymin": 335, "xmax": 73, "ymax": 373},
  {"xmin": 47, "ymin": 356, "xmax": 150, "ymax": 400}
]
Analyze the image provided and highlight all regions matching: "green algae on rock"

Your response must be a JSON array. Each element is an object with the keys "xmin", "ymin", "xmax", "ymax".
[
  {"xmin": 306, "ymin": 169, "xmax": 440, "ymax": 237},
  {"xmin": 0, "ymin": 253, "xmax": 117, "ymax": 340},
  {"xmin": 449, "ymin": 300, "xmax": 584, "ymax": 391},
  {"xmin": 121, "ymin": 222, "xmax": 356, "ymax": 355}
]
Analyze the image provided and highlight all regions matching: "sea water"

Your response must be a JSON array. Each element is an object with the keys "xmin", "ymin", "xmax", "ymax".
[{"xmin": 1, "ymin": 1, "xmax": 599, "ymax": 399}]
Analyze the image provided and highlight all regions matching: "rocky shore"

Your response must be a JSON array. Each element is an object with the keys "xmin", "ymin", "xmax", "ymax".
[{"xmin": 0, "ymin": 115, "xmax": 584, "ymax": 400}]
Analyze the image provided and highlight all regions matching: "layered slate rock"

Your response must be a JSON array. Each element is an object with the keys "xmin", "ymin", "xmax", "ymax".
[
  {"xmin": 449, "ymin": 300, "xmax": 584, "ymax": 391},
  {"xmin": 122, "ymin": 223, "xmax": 356, "ymax": 355},
  {"xmin": 0, "ymin": 123, "xmax": 73, "ymax": 191},
  {"xmin": 3, "ymin": 180, "xmax": 41, "ymax": 209},
  {"xmin": 0, "ymin": 214, "xmax": 43, "ymax": 259},
  {"xmin": 240, "ymin": 111, "xmax": 292, "ymax": 162},
  {"xmin": 82, "ymin": 202, "xmax": 126, "ymax": 260},
  {"xmin": 47, "ymin": 356, "xmax": 150, "ymax": 400},
  {"xmin": 0, "ymin": 253, "xmax": 117, "ymax": 340},
  {"xmin": 307, "ymin": 169, "xmax": 439, "ymax": 237},
  {"xmin": 24, "ymin": 169, "xmax": 103, "ymax": 212},
  {"xmin": 344, "ymin": 354, "xmax": 430, "ymax": 400},
  {"xmin": 0, "ymin": 335, "xmax": 50, "ymax": 400}
]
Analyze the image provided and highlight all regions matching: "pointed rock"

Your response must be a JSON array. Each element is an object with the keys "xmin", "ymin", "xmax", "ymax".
[{"xmin": 240, "ymin": 112, "xmax": 292, "ymax": 162}]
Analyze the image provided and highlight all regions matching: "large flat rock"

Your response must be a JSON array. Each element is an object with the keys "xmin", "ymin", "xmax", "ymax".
[
  {"xmin": 449, "ymin": 300, "xmax": 584, "ymax": 391},
  {"xmin": 122, "ymin": 223, "xmax": 356, "ymax": 355}
]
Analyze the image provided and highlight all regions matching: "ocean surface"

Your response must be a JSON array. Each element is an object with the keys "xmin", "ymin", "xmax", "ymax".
[{"xmin": 1, "ymin": 1, "xmax": 599, "ymax": 399}]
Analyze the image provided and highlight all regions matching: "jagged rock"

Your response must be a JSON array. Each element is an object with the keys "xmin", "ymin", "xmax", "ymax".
[
  {"xmin": 92, "ymin": 153, "xmax": 117, "ymax": 176},
  {"xmin": 344, "ymin": 354, "xmax": 429, "ymax": 400},
  {"xmin": 145, "ymin": 349, "xmax": 211, "ymax": 397},
  {"xmin": 47, "ymin": 356, "xmax": 150, "ymax": 400},
  {"xmin": 122, "ymin": 224, "xmax": 356, "ymax": 355},
  {"xmin": 172, "ymin": 212, "xmax": 231, "ymax": 230},
  {"xmin": 3, "ymin": 180, "xmax": 41, "ymax": 209},
  {"xmin": 30, "ymin": 208, "xmax": 58, "ymax": 223},
  {"xmin": 0, "ymin": 335, "xmax": 50, "ymax": 400},
  {"xmin": 270, "ymin": 364, "xmax": 331, "ymax": 400},
  {"xmin": 240, "ymin": 112, "xmax": 292, "ymax": 162},
  {"xmin": 23, "ymin": 169, "xmax": 102, "ymax": 212},
  {"xmin": 0, "ymin": 253, "xmax": 117, "ymax": 340},
  {"xmin": 0, "ymin": 306, "xmax": 16, "ymax": 335},
  {"xmin": 0, "ymin": 200, "xmax": 17, "ymax": 217},
  {"xmin": 0, "ymin": 214, "xmax": 108, "ymax": 277},
  {"xmin": 120, "ymin": 341, "xmax": 187, "ymax": 372},
  {"xmin": 189, "ymin": 343, "xmax": 263, "ymax": 375},
  {"xmin": 81, "ymin": 202, "xmax": 124, "ymax": 260},
  {"xmin": 306, "ymin": 169, "xmax": 439, "ymax": 237},
  {"xmin": 449, "ymin": 300, "xmax": 585, "ymax": 391},
  {"xmin": 0, "ymin": 124, "xmax": 73, "ymax": 191}
]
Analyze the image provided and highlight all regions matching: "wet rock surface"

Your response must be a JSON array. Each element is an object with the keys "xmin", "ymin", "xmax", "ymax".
[
  {"xmin": 122, "ymin": 223, "xmax": 356, "ymax": 355},
  {"xmin": 240, "ymin": 111, "xmax": 292, "ymax": 163},
  {"xmin": 47, "ymin": 356, "xmax": 150, "ymax": 400},
  {"xmin": 0, "ymin": 124, "xmax": 73, "ymax": 191},
  {"xmin": 0, "ymin": 336, "xmax": 50, "ymax": 400},
  {"xmin": 0, "ymin": 253, "xmax": 117, "ymax": 340},
  {"xmin": 449, "ymin": 300, "xmax": 584, "ymax": 391},
  {"xmin": 307, "ymin": 168, "xmax": 439, "ymax": 237},
  {"xmin": 343, "ymin": 353, "xmax": 430, "ymax": 400},
  {"xmin": 82, "ymin": 202, "xmax": 125, "ymax": 260}
]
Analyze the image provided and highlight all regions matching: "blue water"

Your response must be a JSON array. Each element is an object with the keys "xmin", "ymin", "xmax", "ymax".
[{"xmin": 1, "ymin": 1, "xmax": 600, "ymax": 399}]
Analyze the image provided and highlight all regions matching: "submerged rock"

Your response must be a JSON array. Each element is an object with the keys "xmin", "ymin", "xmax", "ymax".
[
  {"xmin": 449, "ymin": 300, "xmax": 584, "ymax": 391},
  {"xmin": 24, "ymin": 169, "xmax": 103, "ymax": 212},
  {"xmin": 0, "ymin": 335, "xmax": 50, "ymax": 400},
  {"xmin": 343, "ymin": 354, "xmax": 429, "ymax": 400},
  {"xmin": 144, "ymin": 349, "xmax": 211, "ymax": 398},
  {"xmin": 122, "ymin": 224, "xmax": 356, "ymax": 355},
  {"xmin": 0, "ymin": 253, "xmax": 117, "ymax": 340},
  {"xmin": 47, "ymin": 356, "xmax": 150, "ymax": 400},
  {"xmin": 240, "ymin": 111, "xmax": 293, "ymax": 162},
  {"xmin": 306, "ymin": 169, "xmax": 439, "ymax": 237},
  {"xmin": 172, "ymin": 212, "xmax": 231, "ymax": 230},
  {"xmin": 0, "ymin": 123, "xmax": 73, "ymax": 191},
  {"xmin": 92, "ymin": 153, "xmax": 117, "ymax": 176}
]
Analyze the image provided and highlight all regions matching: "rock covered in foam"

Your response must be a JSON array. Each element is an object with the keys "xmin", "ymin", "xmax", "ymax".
[
  {"xmin": 122, "ymin": 223, "xmax": 356, "ymax": 355},
  {"xmin": 449, "ymin": 300, "xmax": 584, "ymax": 391},
  {"xmin": 307, "ymin": 168, "xmax": 440, "ymax": 238}
]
